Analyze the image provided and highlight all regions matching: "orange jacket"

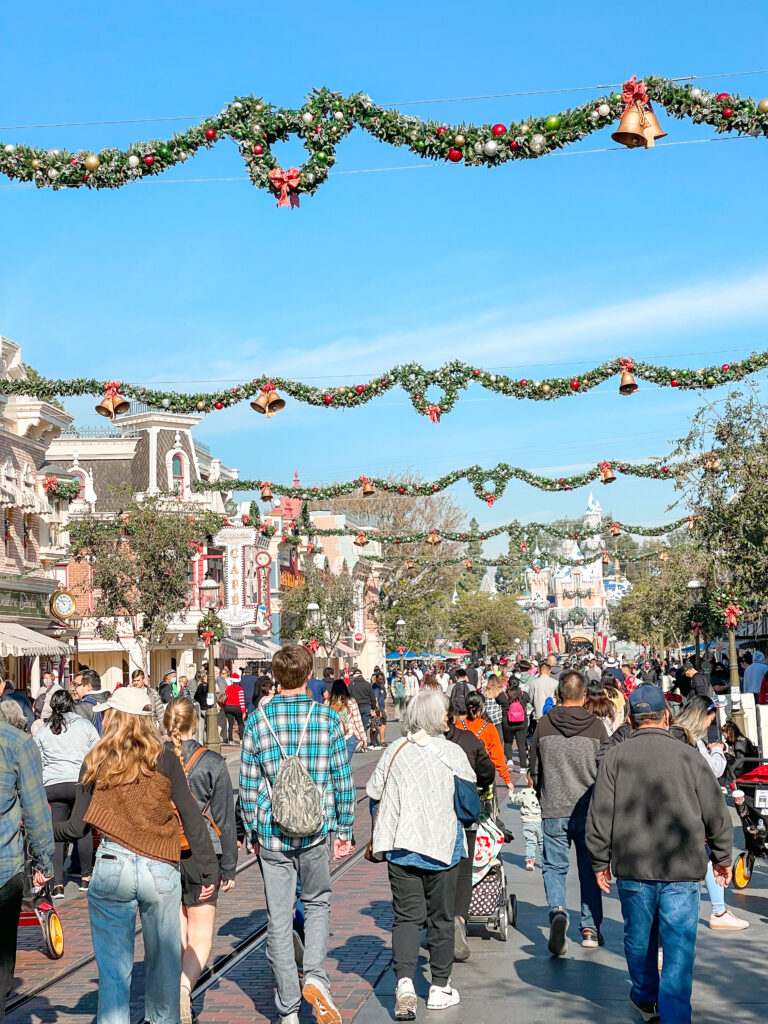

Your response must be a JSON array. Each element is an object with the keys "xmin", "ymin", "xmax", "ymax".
[{"xmin": 457, "ymin": 717, "xmax": 511, "ymax": 786}]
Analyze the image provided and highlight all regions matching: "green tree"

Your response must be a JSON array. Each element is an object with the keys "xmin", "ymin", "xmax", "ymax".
[
  {"xmin": 456, "ymin": 518, "xmax": 485, "ymax": 594},
  {"xmin": 451, "ymin": 592, "xmax": 531, "ymax": 655},
  {"xmin": 495, "ymin": 535, "xmax": 528, "ymax": 595},
  {"xmin": 279, "ymin": 564, "xmax": 354, "ymax": 655},
  {"xmin": 68, "ymin": 488, "xmax": 219, "ymax": 672}
]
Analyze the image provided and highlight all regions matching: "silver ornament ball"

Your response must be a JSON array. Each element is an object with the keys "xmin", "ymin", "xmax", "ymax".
[
  {"xmin": 598, "ymin": 103, "xmax": 610, "ymax": 117},
  {"xmin": 691, "ymin": 88, "xmax": 702, "ymax": 99},
  {"xmin": 483, "ymin": 139, "xmax": 499, "ymax": 157},
  {"xmin": 161, "ymin": 398, "xmax": 170, "ymax": 409},
  {"xmin": 4, "ymin": 144, "xmax": 15, "ymax": 153},
  {"xmin": 333, "ymin": 110, "xmax": 344, "ymax": 121},
  {"xmin": 301, "ymin": 112, "xmax": 313, "ymax": 125},
  {"xmin": 128, "ymin": 154, "xmax": 140, "ymax": 168},
  {"xmin": 47, "ymin": 148, "xmax": 60, "ymax": 157},
  {"xmin": 530, "ymin": 134, "xmax": 546, "ymax": 153},
  {"xmin": 474, "ymin": 141, "xmax": 484, "ymax": 155},
  {"xmin": 232, "ymin": 101, "xmax": 243, "ymax": 109},
  {"xmin": 47, "ymin": 168, "xmax": 59, "ymax": 180},
  {"xmin": 590, "ymin": 110, "xmax": 600, "ymax": 121}
]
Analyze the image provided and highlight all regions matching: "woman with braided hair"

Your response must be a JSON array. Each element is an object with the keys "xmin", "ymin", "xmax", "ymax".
[{"xmin": 163, "ymin": 697, "xmax": 238, "ymax": 1023}]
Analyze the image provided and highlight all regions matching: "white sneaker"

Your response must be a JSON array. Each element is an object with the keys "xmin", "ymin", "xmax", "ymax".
[
  {"xmin": 710, "ymin": 909, "xmax": 749, "ymax": 930},
  {"xmin": 302, "ymin": 979, "xmax": 341, "ymax": 1024},
  {"xmin": 395, "ymin": 978, "xmax": 417, "ymax": 1021},
  {"xmin": 180, "ymin": 986, "xmax": 193, "ymax": 1024},
  {"xmin": 281, "ymin": 1015, "xmax": 300, "ymax": 1024},
  {"xmin": 426, "ymin": 982, "xmax": 460, "ymax": 1010}
]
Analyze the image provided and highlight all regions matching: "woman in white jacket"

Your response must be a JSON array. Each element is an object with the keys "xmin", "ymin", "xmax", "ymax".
[{"xmin": 366, "ymin": 689, "xmax": 475, "ymax": 1020}]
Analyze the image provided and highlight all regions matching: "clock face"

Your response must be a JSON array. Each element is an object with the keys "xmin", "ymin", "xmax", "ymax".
[{"xmin": 51, "ymin": 590, "xmax": 75, "ymax": 620}]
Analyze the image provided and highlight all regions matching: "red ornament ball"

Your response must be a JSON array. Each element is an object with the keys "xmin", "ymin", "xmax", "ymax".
[
  {"xmin": 447, "ymin": 148, "xmax": 463, "ymax": 162},
  {"xmin": 722, "ymin": 363, "xmax": 730, "ymax": 371},
  {"xmin": 491, "ymin": 123, "xmax": 507, "ymax": 136},
  {"xmin": 205, "ymin": 128, "xmax": 217, "ymax": 140},
  {"xmin": 433, "ymin": 485, "xmax": 439, "ymax": 492},
  {"xmin": 722, "ymin": 107, "xmax": 733, "ymax": 118},
  {"xmin": 473, "ymin": 368, "xmax": 481, "ymax": 376},
  {"xmin": 437, "ymin": 126, "xmax": 447, "ymax": 135},
  {"xmin": 662, "ymin": 466, "xmax": 669, "ymax": 473},
  {"xmin": 716, "ymin": 93, "xmax": 730, "ymax": 101},
  {"xmin": 253, "ymin": 144, "xmax": 264, "ymax": 155},
  {"xmin": 355, "ymin": 384, "xmax": 365, "ymax": 394},
  {"xmin": 324, "ymin": 394, "xmax": 333, "ymax": 404},
  {"xmin": 570, "ymin": 379, "xmax": 580, "ymax": 390},
  {"xmin": 670, "ymin": 378, "xmax": 679, "ymax": 387},
  {"xmin": 69, "ymin": 158, "xmax": 78, "ymax": 165},
  {"xmin": 143, "ymin": 154, "xmax": 155, "ymax": 166},
  {"xmin": 214, "ymin": 401, "xmax": 223, "ymax": 410},
  {"xmin": 510, "ymin": 140, "xmax": 519, "ymax": 149},
  {"xmin": 398, "ymin": 487, "xmax": 405, "ymax": 494},
  {"xmin": 559, "ymin": 477, "xmax": 565, "ymax": 483},
  {"xmin": 520, "ymin": 379, "xmax": 528, "ymax": 387}
]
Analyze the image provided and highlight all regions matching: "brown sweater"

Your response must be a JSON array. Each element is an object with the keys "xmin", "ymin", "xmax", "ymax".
[{"xmin": 55, "ymin": 747, "xmax": 218, "ymax": 884}]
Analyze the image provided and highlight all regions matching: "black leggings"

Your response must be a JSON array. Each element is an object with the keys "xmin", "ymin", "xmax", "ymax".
[
  {"xmin": 46, "ymin": 782, "xmax": 93, "ymax": 884},
  {"xmin": 388, "ymin": 860, "xmax": 459, "ymax": 986},
  {"xmin": 0, "ymin": 872, "xmax": 23, "ymax": 1022},
  {"xmin": 504, "ymin": 726, "xmax": 528, "ymax": 769},
  {"xmin": 225, "ymin": 707, "xmax": 244, "ymax": 742},
  {"xmin": 454, "ymin": 830, "xmax": 477, "ymax": 921}
]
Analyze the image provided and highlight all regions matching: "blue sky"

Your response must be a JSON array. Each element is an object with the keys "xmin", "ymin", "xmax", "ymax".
[{"xmin": 3, "ymin": 2, "xmax": 768, "ymax": 555}]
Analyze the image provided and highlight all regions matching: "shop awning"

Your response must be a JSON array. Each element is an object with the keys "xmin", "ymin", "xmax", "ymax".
[
  {"xmin": 0, "ymin": 622, "xmax": 70, "ymax": 657},
  {"xmin": 221, "ymin": 635, "xmax": 280, "ymax": 660}
]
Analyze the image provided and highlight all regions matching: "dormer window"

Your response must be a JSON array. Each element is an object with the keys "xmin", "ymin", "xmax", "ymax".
[
  {"xmin": 3, "ymin": 511, "xmax": 11, "ymax": 558},
  {"xmin": 172, "ymin": 454, "xmax": 184, "ymax": 496},
  {"xmin": 70, "ymin": 470, "xmax": 86, "ymax": 500}
]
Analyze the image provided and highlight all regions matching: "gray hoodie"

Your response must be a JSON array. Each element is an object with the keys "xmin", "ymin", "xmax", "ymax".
[{"xmin": 35, "ymin": 713, "xmax": 100, "ymax": 786}]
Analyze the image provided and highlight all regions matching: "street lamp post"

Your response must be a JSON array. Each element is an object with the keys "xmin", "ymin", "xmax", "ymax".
[
  {"xmin": 396, "ymin": 618, "xmax": 406, "ymax": 674},
  {"xmin": 686, "ymin": 579, "xmax": 705, "ymax": 671},
  {"xmin": 199, "ymin": 572, "xmax": 222, "ymax": 754},
  {"xmin": 481, "ymin": 631, "xmax": 488, "ymax": 662},
  {"xmin": 609, "ymin": 634, "xmax": 617, "ymax": 657}
]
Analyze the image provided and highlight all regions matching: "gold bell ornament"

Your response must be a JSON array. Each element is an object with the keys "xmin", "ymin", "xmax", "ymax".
[
  {"xmin": 618, "ymin": 356, "xmax": 639, "ymax": 395},
  {"xmin": 613, "ymin": 558, "xmax": 621, "ymax": 574},
  {"xmin": 95, "ymin": 381, "xmax": 130, "ymax": 420},
  {"xmin": 602, "ymin": 550, "xmax": 610, "ymax": 565},
  {"xmin": 426, "ymin": 530, "xmax": 441, "ymax": 546},
  {"xmin": 250, "ymin": 382, "xmax": 286, "ymax": 418},
  {"xmin": 703, "ymin": 451, "xmax": 722, "ymax": 472},
  {"xmin": 659, "ymin": 548, "xmax": 668, "ymax": 562},
  {"xmin": 405, "ymin": 558, "xmax": 414, "ymax": 569},
  {"xmin": 260, "ymin": 482, "xmax": 273, "ymax": 502},
  {"xmin": 611, "ymin": 76, "xmax": 667, "ymax": 149},
  {"xmin": 361, "ymin": 476, "xmax": 375, "ymax": 497},
  {"xmin": 353, "ymin": 532, "xmax": 368, "ymax": 547},
  {"xmin": 598, "ymin": 461, "xmax": 616, "ymax": 484},
  {"xmin": 610, "ymin": 522, "xmax": 621, "ymax": 537}
]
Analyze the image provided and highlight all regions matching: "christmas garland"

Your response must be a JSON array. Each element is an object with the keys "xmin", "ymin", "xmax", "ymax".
[
  {"xmin": 561, "ymin": 589, "xmax": 594, "ymax": 600},
  {"xmin": 4, "ymin": 353, "xmax": 767, "ymax": 418},
  {"xmin": 194, "ymin": 457, "xmax": 678, "ymax": 504},
  {"xmin": 2, "ymin": 79, "xmax": 766, "ymax": 203},
  {"xmin": 376, "ymin": 548, "xmax": 663, "ymax": 568}
]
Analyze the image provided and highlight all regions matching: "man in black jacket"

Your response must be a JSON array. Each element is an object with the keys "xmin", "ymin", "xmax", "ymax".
[
  {"xmin": 446, "ymin": 706, "xmax": 495, "ymax": 962},
  {"xmin": 530, "ymin": 671, "xmax": 607, "ymax": 956},
  {"xmin": 586, "ymin": 684, "xmax": 732, "ymax": 1024},
  {"xmin": 348, "ymin": 669, "xmax": 376, "ymax": 736}
]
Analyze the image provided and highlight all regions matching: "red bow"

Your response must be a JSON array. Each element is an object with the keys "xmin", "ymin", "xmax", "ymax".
[
  {"xmin": 42, "ymin": 475, "xmax": 57, "ymax": 493},
  {"xmin": 268, "ymin": 167, "xmax": 301, "ymax": 208},
  {"xmin": 426, "ymin": 404, "xmax": 441, "ymax": 423},
  {"xmin": 725, "ymin": 603, "xmax": 742, "ymax": 629},
  {"xmin": 305, "ymin": 639, "xmax": 320, "ymax": 653},
  {"xmin": 261, "ymin": 381, "xmax": 276, "ymax": 393},
  {"xmin": 621, "ymin": 76, "xmax": 650, "ymax": 111},
  {"xmin": 691, "ymin": 621, "xmax": 702, "ymax": 636},
  {"xmin": 104, "ymin": 380, "xmax": 123, "ymax": 399},
  {"xmin": 485, "ymin": 494, "xmax": 496, "ymax": 506},
  {"xmin": 619, "ymin": 356, "xmax": 635, "ymax": 372},
  {"xmin": 200, "ymin": 630, "xmax": 214, "ymax": 647},
  {"xmin": 534, "ymin": 565, "xmax": 541, "ymax": 573},
  {"xmin": 397, "ymin": 646, "xmax": 405, "ymax": 656},
  {"xmin": 241, "ymin": 514, "xmax": 250, "ymax": 525},
  {"xmin": 598, "ymin": 460, "xmax": 612, "ymax": 473}
]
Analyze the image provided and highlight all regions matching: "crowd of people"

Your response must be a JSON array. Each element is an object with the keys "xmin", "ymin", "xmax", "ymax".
[{"xmin": 0, "ymin": 641, "xmax": 762, "ymax": 1024}]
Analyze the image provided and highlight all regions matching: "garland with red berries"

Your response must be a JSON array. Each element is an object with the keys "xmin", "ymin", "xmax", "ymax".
[{"xmin": 2, "ymin": 78, "xmax": 766, "ymax": 204}]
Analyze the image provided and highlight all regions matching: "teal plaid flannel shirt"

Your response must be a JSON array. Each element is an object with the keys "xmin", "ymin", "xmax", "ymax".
[
  {"xmin": 239, "ymin": 694, "xmax": 355, "ymax": 852},
  {"xmin": 0, "ymin": 720, "xmax": 54, "ymax": 887}
]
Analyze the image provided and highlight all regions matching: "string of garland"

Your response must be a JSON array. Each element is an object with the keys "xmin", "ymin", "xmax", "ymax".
[
  {"xmin": 3, "ymin": 352, "xmax": 767, "ymax": 418},
  {"xmin": 194, "ymin": 457, "xmax": 679, "ymax": 504},
  {"xmin": 2, "ymin": 79, "xmax": 767, "ymax": 203},
  {"xmin": 376, "ymin": 548, "xmax": 663, "ymax": 568},
  {"xmin": 305, "ymin": 515, "xmax": 691, "ymax": 544}
]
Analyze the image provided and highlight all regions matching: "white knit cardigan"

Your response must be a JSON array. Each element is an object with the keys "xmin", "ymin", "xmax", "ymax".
[{"xmin": 366, "ymin": 730, "xmax": 475, "ymax": 864}]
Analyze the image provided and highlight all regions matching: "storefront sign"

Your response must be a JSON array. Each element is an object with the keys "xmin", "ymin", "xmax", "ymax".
[
  {"xmin": 214, "ymin": 525, "xmax": 272, "ymax": 632},
  {"xmin": 0, "ymin": 588, "xmax": 49, "ymax": 620}
]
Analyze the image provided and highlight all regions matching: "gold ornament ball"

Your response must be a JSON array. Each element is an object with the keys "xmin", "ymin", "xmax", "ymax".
[
  {"xmin": 84, "ymin": 153, "xmax": 101, "ymax": 171},
  {"xmin": 196, "ymin": 400, "xmax": 206, "ymax": 411},
  {"xmin": 454, "ymin": 133, "xmax": 465, "ymax": 146},
  {"xmin": 542, "ymin": 383, "xmax": 551, "ymax": 394},
  {"xmin": 30, "ymin": 158, "xmax": 40, "ymax": 170},
  {"xmin": 759, "ymin": 98, "xmax": 768, "ymax": 113}
]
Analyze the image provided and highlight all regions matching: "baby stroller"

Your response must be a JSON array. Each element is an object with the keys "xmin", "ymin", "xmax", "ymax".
[
  {"xmin": 466, "ymin": 789, "xmax": 517, "ymax": 941},
  {"xmin": 731, "ymin": 761, "xmax": 768, "ymax": 889},
  {"xmin": 18, "ymin": 825, "xmax": 64, "ymax": 959}
]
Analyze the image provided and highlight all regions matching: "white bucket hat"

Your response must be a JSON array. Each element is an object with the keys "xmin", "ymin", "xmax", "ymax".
[{"xmin": 101, "ymin": 686, "xmax": 154, "ymax": 716}]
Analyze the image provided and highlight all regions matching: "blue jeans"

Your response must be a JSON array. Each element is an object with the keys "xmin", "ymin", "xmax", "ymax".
[
  {"xmin": 542, "ymin": 815, "xmax": 602, "ymax": 932},
  {"xmin": 617, "ymin": 879, "xmax": 700, "ymax": 1024},
  {"xmin": 345, "ymin": 735, "xmax": 358, "ymax": 761},
  {"xmin": 88, "ymin": 839, "xmax": 182, "ymax": 1024},
  {"xmin": 523, "ymin": 821, "xmax": 543, "ymax": 864}
]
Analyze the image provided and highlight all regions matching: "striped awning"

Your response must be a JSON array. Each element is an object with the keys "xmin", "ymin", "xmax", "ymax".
[{"xmin": 0, "ymin": 622, "xmax": 70, "ymax": 657}]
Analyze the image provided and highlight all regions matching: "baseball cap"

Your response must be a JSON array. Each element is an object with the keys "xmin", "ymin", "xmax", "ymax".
[
  {"xmin": 101, "ymin": 687, "xmax": 154, "ymax": 717},
  {"xmin": 628, "ymin": 684, "xmax": 667, "ymax": 715}
]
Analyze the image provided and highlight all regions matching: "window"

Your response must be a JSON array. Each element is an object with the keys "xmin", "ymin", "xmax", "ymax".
[
  {"xmin": 3, "ymin": 511, "xmax": 11, "ymax": 558},
  {"xmin": 71, "ymin": 471, "xmax": 86, "ymax": 499},
  {"xmin": 23, "ymin": 514, "xmax": 32, "ymax": 557},
  {"xmin": 171, "ymin": 454, "xmax": 184, "ymax": 496}
]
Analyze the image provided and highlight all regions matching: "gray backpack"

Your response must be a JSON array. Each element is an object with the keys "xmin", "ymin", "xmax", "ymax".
[{"xmin": 262, "ymin": 704, "xmax": 324, "ymax": 838}]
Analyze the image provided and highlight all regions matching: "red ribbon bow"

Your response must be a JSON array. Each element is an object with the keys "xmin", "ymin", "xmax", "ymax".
[
  {"xmin": 261, "ymin": 381, "xmax": 276, "ymax": 394},
  {"xmin": 200, "ymin": 630, "xmax": 215, "ymax": 647},
  {"xmin": 397, "ymin": 646, "xmax": 405, "ymax": 656},
  {"xmin": 104, "ymin": 380, "xmax": 123, "ymax": 399},
  {"xmin": 619, "ymin": 356, "xmax": 635, "ymax": 372},
  {"xmin": 725, "ymin": 603, "xmax": 742, "ymax": 629},
  {"xmin": 598, "ymin": 460, "xmax": 612, "ymax": 473},
  {"xmin": 485, "ymin": 494, "xmax": 496, "ymax": 506},
  {"xmin": 305, "ymin": 639, "xmax": 320, "ymax": 653},
  {"xmin": 268, "ymin": 167, "xmax": 301, "ymax": 208},
  {"xmin": 42, "ymin": 475, "xmax": 57, "ymax": 493},
  {"xmin": 621, "ymin": 76, "xmax": 650, "ymax": 111},
  {"xmin": 426, "ymin": 404, "xmax": 441, "ymax": 423},
  {"xmin": 691, "ymin": 621, "xmax": 702, "ymax": 636}
]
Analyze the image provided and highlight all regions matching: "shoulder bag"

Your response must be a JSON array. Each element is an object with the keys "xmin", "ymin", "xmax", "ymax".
[{"xmin": 365, "ymin": 740, "xmax": 408, "ymax": 863}]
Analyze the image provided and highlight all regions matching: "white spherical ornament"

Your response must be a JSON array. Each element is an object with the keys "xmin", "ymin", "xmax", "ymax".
[
  {"xmin": 301, "ymin": 112, "xmax": 314, "ymax": 125},
  {"xmin": 47, "ymin": 168, "xmax": 59, "ymax": 180},
  {"xmin": 128, "ymin": 154, "xmax": 140, "ymax": 168},
  {"xmin": 474, "ymin": 141, "xmax": 484, "ymax": 155},
  {"xmin": 490, "ymin": 374, "xmax": 497, "ymax": 382},
  {"xmin": 590, "ymin": 110, "xmax": 600, "ymax": 121},
  {"xmin": 483, "ymin": 139, "xmax": 499, "ymax": 157},
  {"xmin": 161, "ymin": 398, "xmax": 170, "ymax": 408},
  {"xmin": 520, "ymin": 123, "xmax": 529, "ymax": 133},
  {"xmin": 232, "ymin": 101, "xmax": 243, "ymax": 109},
  {"xmin": 4, "ymin": 144, "xmax": 15, "ymax": 153},
  {"xmin": 47, "ymin": 148, "xmax": 60, "ymax": 157},
  {"xmin": 305, "ymin": 172, "xmax": 315, "ymax": 184},
  {"xmin": 598, "ymin": 103, "xmax": 611, "ymax": 117},
  {"xmin": 691, "ymin": 88, "xmax": 702, "ymax": 100},
  {"xmin": 333, "ymin": 110, "xmax": 344, "ymax": 121},
  {"xmin": 255, "ymin": 103, "xmax": 263, "ymax": 112},
  {"xmin": 530, "ymin": 134, "xmax": 546, "ymax": 153}
]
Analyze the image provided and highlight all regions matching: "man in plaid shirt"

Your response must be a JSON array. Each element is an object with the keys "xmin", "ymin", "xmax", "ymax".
[
  {"xmin": 240, "ymin": 645, "xmax": 354, "ymax": 1024},
  {"xmin": 1, "ymin": 715, "xmax": 54, "ymax": 1022}
]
